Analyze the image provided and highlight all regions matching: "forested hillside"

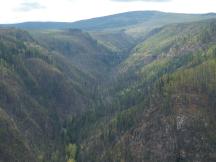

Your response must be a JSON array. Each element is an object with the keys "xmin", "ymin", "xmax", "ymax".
[
  {"xmin": 0, "ymin": 13, "xmax": 216, "ymax": 162},
  {"xmin": 73, "ymin": 19, "xmax": 216, "ymax": 162},
  {"xmin": 0, "ymin": 28, "xmax": 114, "ymax": 162}
]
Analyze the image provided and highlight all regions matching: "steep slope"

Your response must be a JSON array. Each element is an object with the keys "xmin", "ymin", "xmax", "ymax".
[
  {"xmin": 70, "ymin": 19, "xmax": 216, "ymax": 162},
  {"xmin": 0, "ymin": 29, "xmax": 110, "ymax": 162},
  {"xmin": 0, "ymin": 108, "xmax": 36, "ymax": 162},
  {"xmin": 30, "ymin": 29, "xmax": 117, "ymax": 78},
  {"xmin": 90, "ymin": 30, "xmax": 136, "ymax": 54}
]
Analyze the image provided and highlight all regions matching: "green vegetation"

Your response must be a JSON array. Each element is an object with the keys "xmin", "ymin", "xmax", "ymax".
[
  {"xmin": 71, "ymin": 19, "xmax": 216, "ymax": 162},
  {"xmin": 65, "ymin": 143, "xmax": 77, "ymax": 162},
  {"xmin": 0, "ymin": 14, "xmax": 216, "ymax": 162},
  {"xmin": 0, "ymin": 28, "xmax": 101, "ymax": 162}
]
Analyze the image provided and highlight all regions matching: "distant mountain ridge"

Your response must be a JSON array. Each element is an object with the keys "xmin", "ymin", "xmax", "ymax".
[{"xmin": 1, "ymin": 11, "xmax": 216, "ymax": 31}]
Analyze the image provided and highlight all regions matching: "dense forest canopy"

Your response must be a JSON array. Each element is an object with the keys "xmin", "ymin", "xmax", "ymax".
[{"xmin": 0, "ymin": 11, "xmax": 216, "ymax": 162}]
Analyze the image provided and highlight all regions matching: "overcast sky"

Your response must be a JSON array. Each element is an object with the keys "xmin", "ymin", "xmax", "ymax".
[{"xmin": 0, "ymin": 0, "xmax": 216, "ymax": 23}]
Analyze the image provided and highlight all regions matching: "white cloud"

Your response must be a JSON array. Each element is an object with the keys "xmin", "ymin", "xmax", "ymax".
[{"xmin": 15, "ymin": 2, "xmax": 46, "ymax": 12}]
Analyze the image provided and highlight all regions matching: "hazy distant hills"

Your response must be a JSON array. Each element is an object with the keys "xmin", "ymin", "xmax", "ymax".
[{"xmin": 1, "ymin": 11, "xmax": 216, "ymax": 32}]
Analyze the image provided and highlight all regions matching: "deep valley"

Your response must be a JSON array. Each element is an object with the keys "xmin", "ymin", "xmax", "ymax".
[{"xmin": 0, "ymin": 11, "xmax": 216, "ymax": 162}]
